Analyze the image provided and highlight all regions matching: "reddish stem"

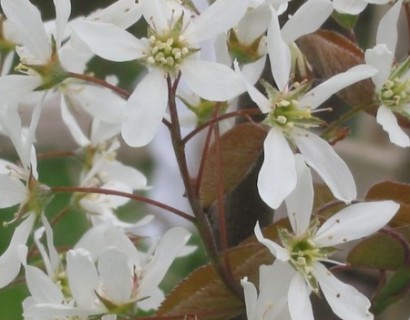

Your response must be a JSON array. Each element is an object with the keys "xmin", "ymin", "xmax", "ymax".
[
  {"xmin": 50, "ymin": 186, "xmax": 195, "ymax": 223},
  {"xmin": 68, "ymin": 72, "xmax": 130, "ymax": 98}
]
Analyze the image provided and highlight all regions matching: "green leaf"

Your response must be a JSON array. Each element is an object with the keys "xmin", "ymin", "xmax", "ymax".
[
  {"xmin": 331, "ymin": 11, "xmax": 358, "ymax": 30},
  {"xmin": 372, "ymin": 267, "xmax": 410, "ymax": 315},
  {"xmin": 199, "ymin": 123, "xmax": 266, "ymax": 209},
  {"xmin": 347, "ymin": 226, "xmax": 410, "ymax": 270},
  {"xmin": 365, "ymin": 181, "xmax": 410, "ymax": 227}
]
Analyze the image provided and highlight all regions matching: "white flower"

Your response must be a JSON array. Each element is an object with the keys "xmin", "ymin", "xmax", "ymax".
[
  {"xmin": 241, "ymin": 263, "xmax": 293, "ymax": 320},
  {"xmin": 72, "ymin": 0, "xmax": 249, "ymax": 147},
  {"xmin": 332, "ymin": 0, "xmax": 390, "ymax": 15},
  {"xmin": 0, "ymin": 0, "xmax": 71, "ymax": 104},
  {"xmin": 254, "ymin": 157, "xmax": 400, "ymax": 320},
  {"xmin": 364, "ymin": 0, "xmax": 410, "ymax": 147}
]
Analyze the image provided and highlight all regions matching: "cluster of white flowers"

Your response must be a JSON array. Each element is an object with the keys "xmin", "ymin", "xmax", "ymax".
[{"xmin": 0, "ymin": 0, "xmax": 408, "ymax": 319}]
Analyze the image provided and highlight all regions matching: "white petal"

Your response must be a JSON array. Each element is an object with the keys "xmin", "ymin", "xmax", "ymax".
[
  {"xmin": 89, "ymin": 0, "xmax": 142, "ymax": 29},
  {"xmin": 376, "ymin": 105, "xmax": 410, "ymax": 147},
  {"xmin": 0, "ymin": 174, "xmax": 27, "ymax": 208},
  {"xmin": 241, "ymin": 277, "xmax": 258, "ymax": 320},
  {"xmin": 53, "ymin": 0, "xmax": 71, "ymax": 48},
  {"xmin": 376, "ymin": 0, "xmax": 402, "ymax": 54},
  {"xmin": 332, "ymin": 0, "xmax": 367, "ymax": 15},
  {"xmin": 314, "ymin": 201, "xmax": 399, "ymax": 247},
  {"xmin": 285, "ymin": 154, "xmax": 313, "ymax": 236},
  {"xmin": 236, "ymin": 3, "xmax": 271, "ymax": 44},
  {"xmin": 185, "ymin": 0, "xmax": 249, "ymax": 43},
  {"xmin": 365, "ymin": 44, "xmax": 394, "ymax": 90},
  {"xmin": 71, "ymin": 21, "xmax": 144, "ymax": 62},
  {"xmin": 254, "ymin": 222, "xmax": 290, "ymax": 261},
  {"xmin": 98, "ymin": 248, "xmax": 132, "ymax": 304},
  {"xmin": 257, "ymin": 262, "xmax": 293, "ymax": 319},
  {"xmin": 234, "ymin": 60, "xmax": 271, "ymax": 113},
  {"xmin": 241, "ymin": 55, "xmax": 267, "ymax": 86},
  {"xmin": 312, "ymin": 263, "xmax": 373, "ymax": 320},
  {"xmin": 181, "ymin": 59, "xmax": 245, "ymax": 101},
  {"xmin": 99, "ymin": 160, "xmax": 148, "ymax": 190},
  {"xmin": 288, "ymin": 272, "xmax": 314, "ymax": 320},
  {"xmin": 66, "ymin": 249, "xmax": 99, "ymax": 308},
  {"xmin": 299, "ymin": 64, "xmax": 378, "ymax": 109},
  {"xmin": 25, "ymin": 266, "xmax": 64, "ymax": 303},
  {"xmin": 61, "ymin": 94, "xmax": 90, "ymax": 147},
  {"xmin": 1, "ymin": 0, "xmax": 50, "ymax": 63},
  {"xmin": 121, "ymin": 70, "xmax": 168, "ymax": 147},
  {"xmin": 0, "ymin": 75, "xmax": 41, "ymax": 104},
  {"xmin": 0, "ymin": 214, "xmax": 35, "ymax": 288},
  {"xmin": 142, "ymin": 0, "xmax": 170, "ymax": 33},
  {"xmin": 258, "ymin": 128, "xmax": 297, "ymax": 209},
  {"xmin": 293, "ymin": 129, "xmax": 356, "ymax": 204},
  {"xmin": 281, "ymin": 0, "xmax": 333, "ymax": 44},
  {"xmin": 267, "ymin": 9, "xmax": 291, "ymax": 91},
  {"xmin": 139, "ymin": 227, "xmax": 190, "ymax": 294}
]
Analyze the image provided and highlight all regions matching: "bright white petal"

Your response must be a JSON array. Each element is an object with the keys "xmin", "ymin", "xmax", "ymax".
[
  {"xmin": 257, "ymin": 262, "xmax": 293, "ymax": 319},
  {"xmin": 185, "ymin": 0, "xmax": 249, "ymax": 43},
  {"xmin": 0, "ymin": 214, "xmax": 35, "ymax": 288},
  {"xmin": 241, "ymin": 277, "xmax": 258, "ymax": 320},
  {"xmin": 332, "ymin": 0, "xmax": 367, "ymax": 15},
  {"xmin": 0, "ymin": 174, "xmax": 27, "ymax": 208},
  {"xmin": 234, "ymin": 60, "xmax": 271, "ymax": 113},
  {"xmin": 61, "ymin": 94, "xmax": 90, "ymax": 147},
  {"xmin": 285, "ymin": 154, "xmax": 313, "ymax": 236},
  {"xmin": 293, "ymin": 129, "xmax": 356, "ymax": 203},
  {"xmin": 258, "ymin": 127, "xmax": 297, "ymax": 209},
  {"xmin": 0, "ymin": 75, "xmax": 41, "ymax": 104},
  {"xmin": 89, "ymin": 0, "xmax": 142, "ymax": 29},
  {"xmin": 241, "ymin": 55, "xmax": 267, "ymax": 86},
  {"xmin": 25, "ymin": 266, "xmax": 64, "ymax": 304},
  {"xmin": 142, "ymin": 0, "xmax": 170, "ymax": 33},
  {"xmin": 281, "ymin": 0, "xmax": 333, "ymax": 44},
  {"xmin": 288, "ymin": 272, "xmax": 314, "ymax": 320},
  {"xmin": 1, "ymin": 0, "xmax": 50, "ymax": 63},
  {"xmin": 98, "ymin": 248, "xmax": 132, "ymax": 304},
  {"xmin": 313, "ymin": 263, "xmax": 373, "ymax": 320},
  {"xmin": 376, "ymin": 0, "xmax": 402, "ymax": 54},
  {"xmin": 376, "ymin": 105, "xmax": 410, "ymax": 147},
  {"xmin": 267, "ymin": 9, "xmax": 291, "ymax": 91},
  {"xmin": 254, "ymin": 222, "xmax": 290, "ymax": 261},
  {"xmin": 236, "ymin": 3, "xmax": 271, "ymax": 44},
  {"xmin": 121, "ymin": 70, "xmax": 168, "ymax": 147},
  {"xmin": 53, "ymin": 0, "xmax": 71, "ymax": 48},
  {"xmin": 66, "ymin": 249, "xmax": 99, "ymax": 308},
  {"xmin": 99, "ymin": 160, "xmax": 148, "ymax": 190},
  {"xmin": 314, "ymin": 201, "xmax": 399, "ymax": 247},
  {"xmin": 139, "ymin": 227, "xmax": 190, "ymax": 293},
  {"xmin": 181, "ymin": 59, "xmax": 245, "ymax": 101},
  {"xmin": 365, "ymin": 44, "xmax": 394, "ymax": 90},
  {"xmin": 299, "ymin": 64, "xmax": 377, "ymax": 109},
  {"xmin": 71, "ymin": 21, "xmax": 144, "ymax": 62}
]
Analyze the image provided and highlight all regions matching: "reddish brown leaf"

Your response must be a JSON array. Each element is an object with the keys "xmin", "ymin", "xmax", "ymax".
[
  {"xmin": 199, "ymin": 123, "xmax": 266, "ymax": 209},
  {"xmin": 365, "ymin": 181, "xmax": 410, "ymax": 227}
]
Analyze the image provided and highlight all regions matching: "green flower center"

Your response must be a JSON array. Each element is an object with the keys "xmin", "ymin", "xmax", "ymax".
[
  {"xmin": 279, "ymin": 226, "xmax": 331, "ymax": 293},
  {"xmin": 143, "ymin": 14, "xmax": 196, "ymax": 76},
  {"xmin": 379, "ymin": 77, "xmax": 410, "ymax": 109},
  {"xmin": 146, "ymin": 34, "xmax": 190, "ymax": 73},
  {"xmin": 263, "ymin": 80, "xmax": 324, "ymax": 134},
  {"xmin": 379, "ymin": 56, "xmax": 410, "ymax": 117}
]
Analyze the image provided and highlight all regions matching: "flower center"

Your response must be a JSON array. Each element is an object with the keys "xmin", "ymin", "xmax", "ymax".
[
  {"xmin": 262, "ymin": 81, "xmax": 324, "ymax": 134},
  {"xmin": 145, "ymin": 33, "xmax": 190, "ymax": 74},
  {"xmin": 143, "ymin": 13, "xmax": 196, "ymax": 77},
  {"xmin": 279, "ymin": 226, "xmax": 330, "ymax": 293},
  {"xmin": 379, "ymin": 77, "xmax": 410, "ymax": 110}
]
